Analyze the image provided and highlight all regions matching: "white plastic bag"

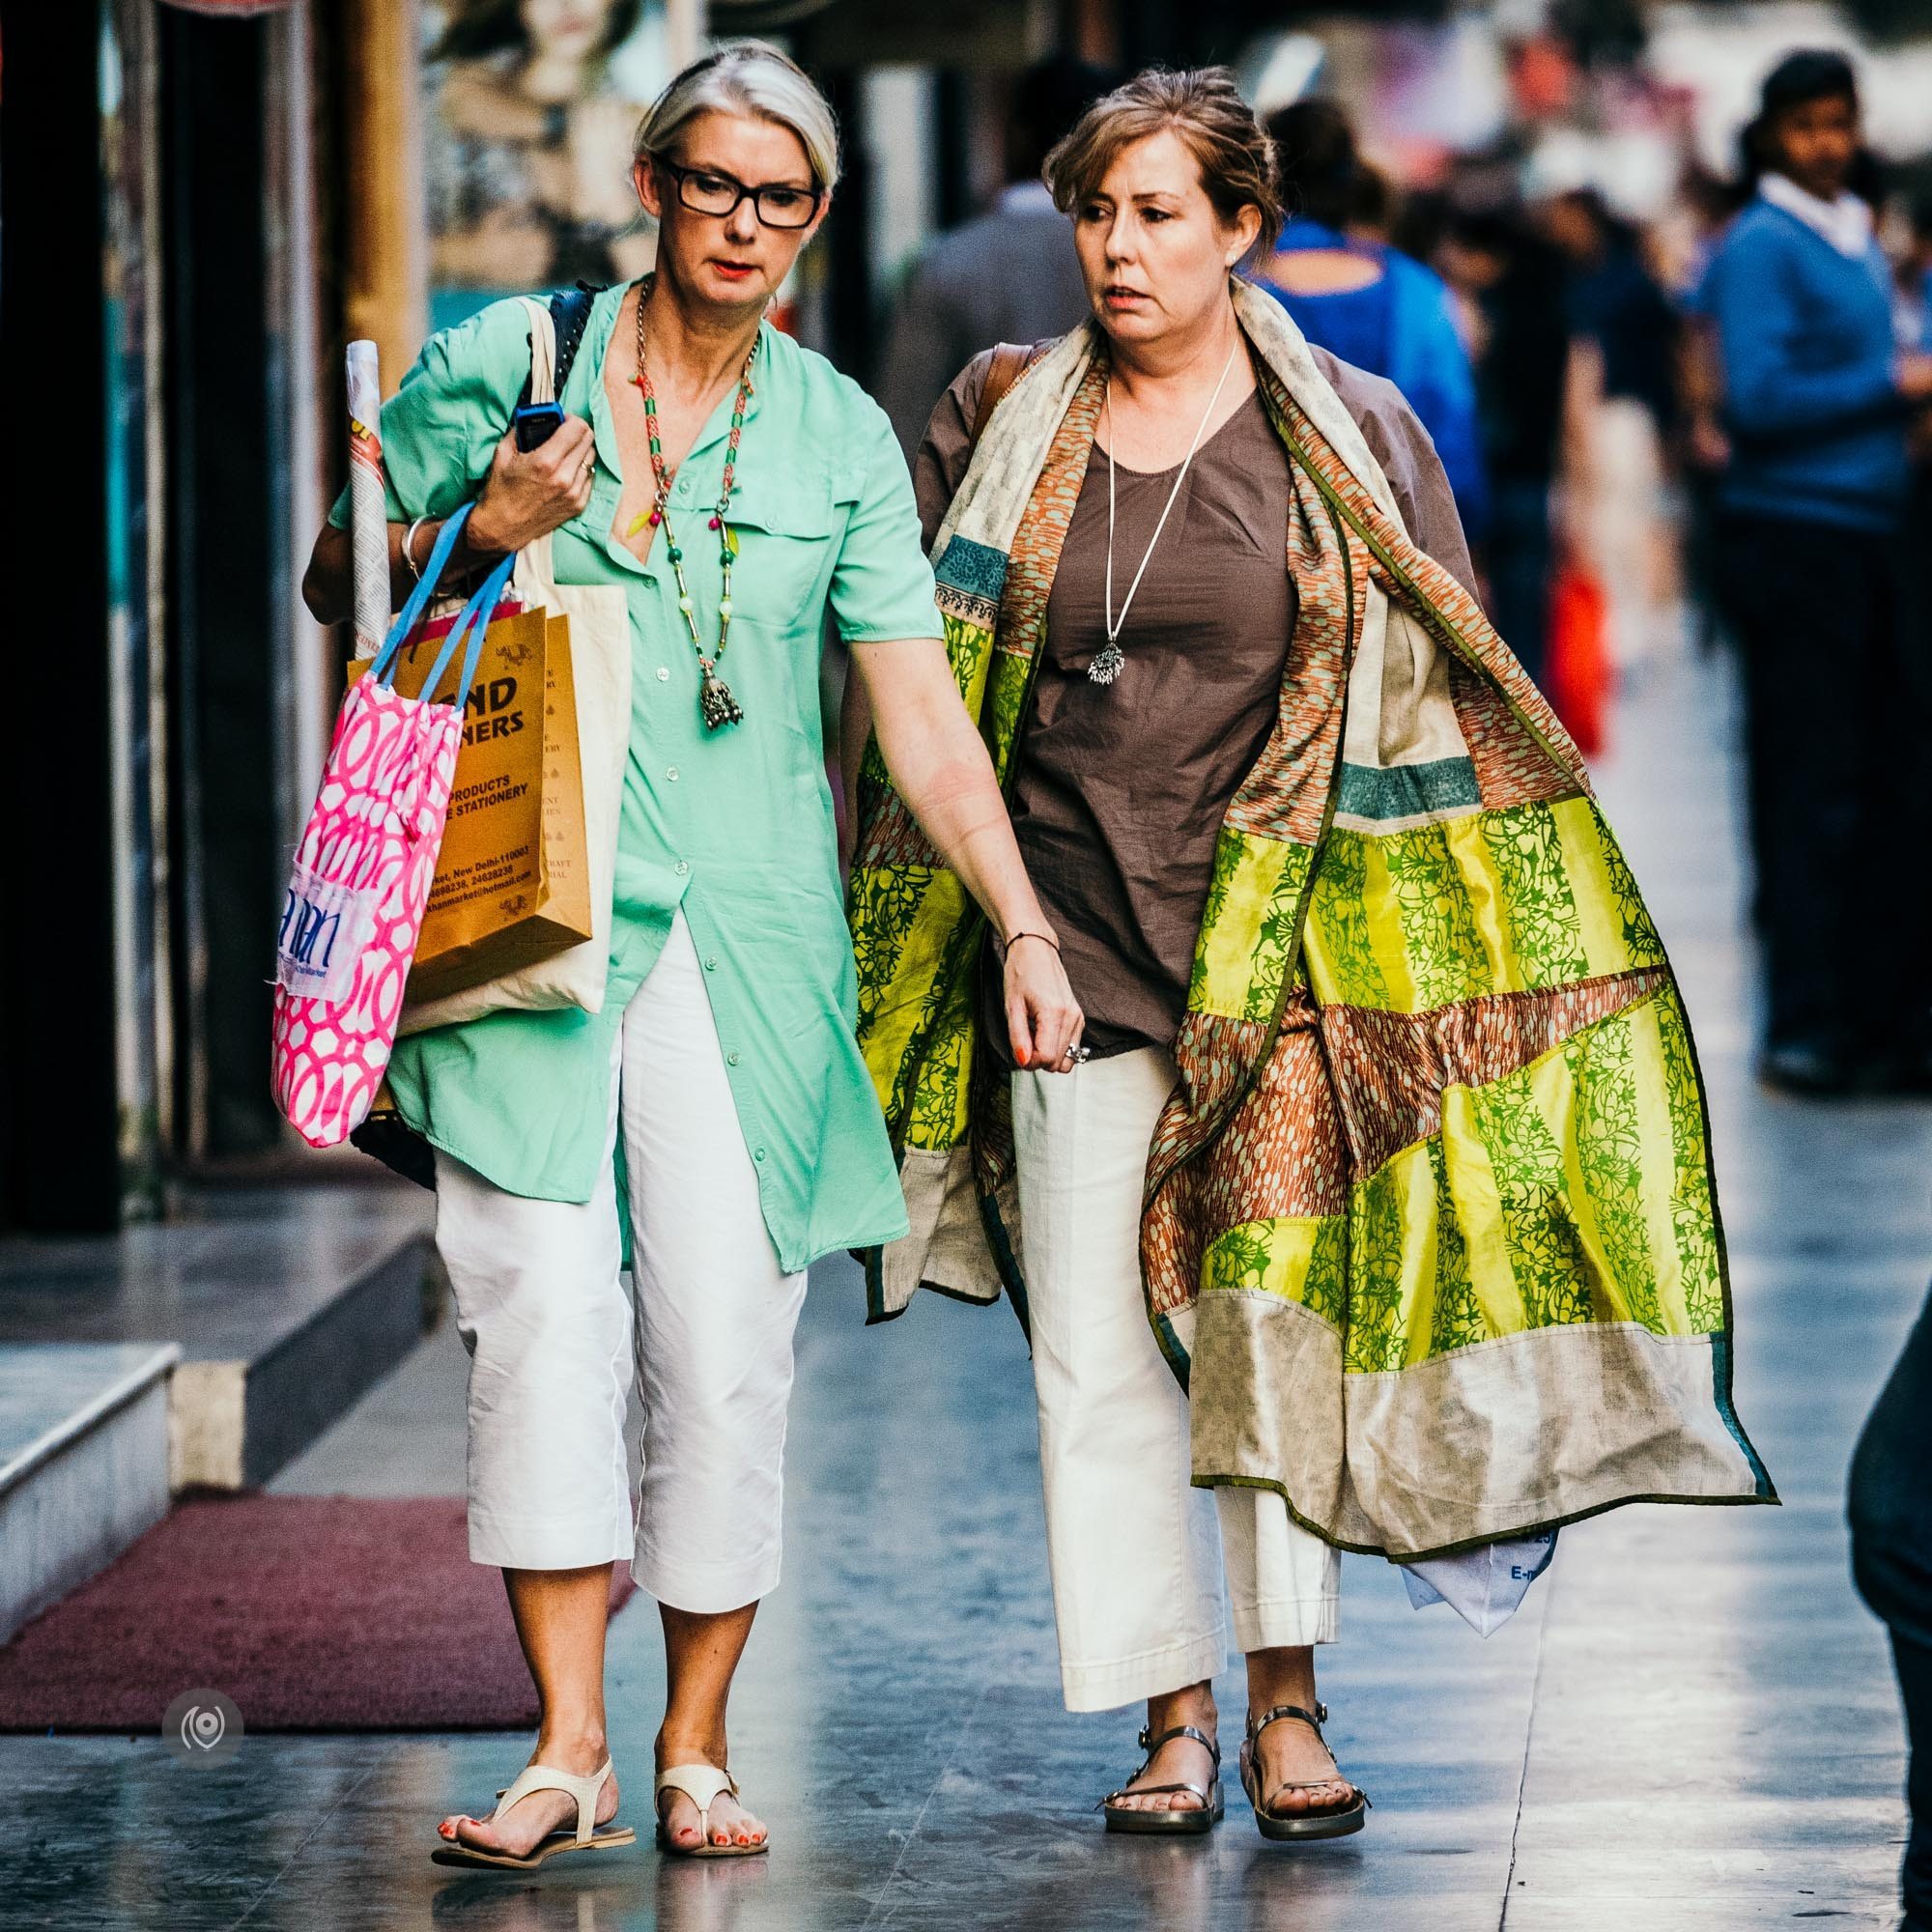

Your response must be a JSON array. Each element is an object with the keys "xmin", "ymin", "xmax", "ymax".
[{"xmin": 1399, "ymin": 1531, "xmax": 1557, "ymax": 1637}]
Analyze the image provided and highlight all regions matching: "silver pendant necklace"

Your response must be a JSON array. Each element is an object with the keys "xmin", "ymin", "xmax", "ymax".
[{"xmin": 1094, "ymin": 336, "xmax": 1241, "ymax": 686}]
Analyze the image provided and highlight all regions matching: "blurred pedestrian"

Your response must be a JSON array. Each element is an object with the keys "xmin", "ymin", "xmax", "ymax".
[
  {"xmin": 1542, "ymin": 186, "xmax": 1684, "ymax": 673},
  {"xmin": 305, "ymin": 43, "xmax": 1078, "ymax": 1869},
  {"xmin": 1698, "ymin": 49, "xmax": 1932, "ymax": 1094},
  {"xmin": 1438, "ymin": 205, "xmax": 1572, "ymax": 686},
  {"xmin": 1257, "ymin": 99, "xmax": 1488, "ymax": 539},
  {"xmin": 873, "ymin": 56, "xmax": 1117, "ymax": 456},
  {"xmin": 847, "ymin": 65, "xmax": 1770, "ymax": 1848},
  {"xmin": 1894, "ymin": 187, "xmax": 1932, "ymax": 354},
  {"xmin": 1849, "ymin": 1287, "xmax": 1932, "ymax": 1932},
  {"xmin": 1670, "ymin": 167, "xmax": 1750, "ymax": 654}
]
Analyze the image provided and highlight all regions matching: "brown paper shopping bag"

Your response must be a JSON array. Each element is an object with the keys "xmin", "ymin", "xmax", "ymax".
[
  {"xmin": 391, "ymin": 296, "xmax": 631, "ymax": 1038},
  {"xmin": 355, "ymin": 601, "xmax": 592, "ymax": 1006}
]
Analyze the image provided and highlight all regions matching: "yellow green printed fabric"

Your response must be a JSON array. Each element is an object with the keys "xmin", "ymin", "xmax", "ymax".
[
  {"xmin": 1188, "ymin": 832, "xmax": 1318, "ymax": 1022},
  {"xmin": 1300, "ymin": 798, "xmax": 1664, "ymax": 1014},
  {"xmin": 850, "ymin": 281, "xmax": 1773, "ymax": 1560},
  {"xmin": 1320, "ymin": 986, "xmax": 1719, "ymax": 1376}
]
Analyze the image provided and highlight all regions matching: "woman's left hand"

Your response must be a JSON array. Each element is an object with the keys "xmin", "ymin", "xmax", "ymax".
[{"xmin": 1004, "ymin": 934, "xmax": 1085, "ymax": 1073}]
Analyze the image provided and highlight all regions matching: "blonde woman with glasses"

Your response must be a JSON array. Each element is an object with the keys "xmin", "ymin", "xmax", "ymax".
[{"xmin": 304, "ymin": 42, "xmax": 1078, "ymax": 1869}]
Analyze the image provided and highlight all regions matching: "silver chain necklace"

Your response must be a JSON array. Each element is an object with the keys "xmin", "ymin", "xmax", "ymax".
[{"xmin": 1093, "ymin": 337, "xmax": 1241, "ymax": 687}]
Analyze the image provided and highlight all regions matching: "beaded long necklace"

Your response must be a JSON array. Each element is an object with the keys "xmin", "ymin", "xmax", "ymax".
[{"xmin": 626, "ymin": 277, "xmax": 756, "ymax": 730}]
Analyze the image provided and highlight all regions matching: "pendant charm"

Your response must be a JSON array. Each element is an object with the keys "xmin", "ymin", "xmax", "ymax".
[
  {"xmin": 1089, "ymin": 641, "xmax": 1125, "ymax": 686},
  {"xmin": 698, "ymin": 664, "xmax": 744, "ymax": 731}
]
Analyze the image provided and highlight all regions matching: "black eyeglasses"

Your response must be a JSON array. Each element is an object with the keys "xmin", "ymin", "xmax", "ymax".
[{"xmin": 653, "ymin": 156, "xmax": 822, "ymax": 231}]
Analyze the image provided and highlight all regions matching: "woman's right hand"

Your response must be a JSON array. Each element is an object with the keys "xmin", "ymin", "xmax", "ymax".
[
  {"xmin": 1004, "ymin": 932, "xmax": 1085, "ymax": 1073},
  {"xmin": 468, "ymin": 417, "xmax": 597, "ymax": 555}
]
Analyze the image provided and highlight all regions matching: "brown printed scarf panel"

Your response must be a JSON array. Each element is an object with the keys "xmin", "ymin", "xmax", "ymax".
[{"xmin": 1261, "ymin": 374, "xmax": 1592, "ymax": 810}]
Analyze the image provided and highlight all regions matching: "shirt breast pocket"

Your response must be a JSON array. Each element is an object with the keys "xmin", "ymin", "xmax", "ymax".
[{"xmin": 724, "ymin": 469, "xmax": 847, "ymax": 632}]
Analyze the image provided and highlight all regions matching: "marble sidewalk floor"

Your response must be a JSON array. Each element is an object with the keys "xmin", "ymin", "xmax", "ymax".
[{"xmin": 4, "ymin": 645, "xmax": 1924, "ymax": 1931}]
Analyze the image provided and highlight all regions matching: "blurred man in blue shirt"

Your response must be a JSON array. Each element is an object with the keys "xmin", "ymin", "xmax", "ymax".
[{"xmin": 1700, "ymin": 49, "xmax": 1932, "ymax": 1096}]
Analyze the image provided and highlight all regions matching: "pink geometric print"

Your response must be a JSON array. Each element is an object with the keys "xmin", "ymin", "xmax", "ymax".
[{"xmin": 270, "ymin": 676, "xmax": 464, "ymax": 1148}]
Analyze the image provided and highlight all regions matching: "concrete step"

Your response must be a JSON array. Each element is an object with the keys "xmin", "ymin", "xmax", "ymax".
[
  {"xmin": 0, "ymin": 1184, "xmax": 436, "ymax": 1492},
  {"xmin": 0, "ymin": 1343, "xmax": 179, "ymax": 1642}
]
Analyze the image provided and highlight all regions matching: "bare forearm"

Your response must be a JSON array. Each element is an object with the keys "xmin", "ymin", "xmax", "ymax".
[
  {"xmin": 911, "ymin": 751, "xmax": 1045, "ymax": 943},
  {"xmin": 301, "ymin": 515, "xmax": 507, "ymax": 628},
  {"xmin": 853, "ymin": 637, "xmax": 1081, "ymax": 1067},
  {"xmin": 864, "ymin": 667, "xmax": 1049, "ymax": 944}
]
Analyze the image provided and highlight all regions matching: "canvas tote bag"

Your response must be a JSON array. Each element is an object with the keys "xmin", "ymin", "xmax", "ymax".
[{"xmin": 397, "ymin": 296, "xmax": 632, "ymax": 1034}]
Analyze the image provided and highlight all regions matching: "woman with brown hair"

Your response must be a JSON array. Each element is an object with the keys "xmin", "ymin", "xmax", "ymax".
[{"xmin": 845, "ymin": 67, "xmax": 1771, "ymax": 1842}]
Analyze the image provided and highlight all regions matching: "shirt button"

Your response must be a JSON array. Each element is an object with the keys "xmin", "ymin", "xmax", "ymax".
[
  {"xmin": 753, "ymin": 1147, "xmax": 766, "ymax": 1162},
  {"xmin": 656, "ymin": 666, "xmax": 670, "ymax": 682},
  {"xmin": 704, "ymin": 956, "xmax": 718, "ymax": 972},
  {"xmin": 727, "ymin": 1051, "xmax": 741, "ymax": 1066},
  {"xmin": 673, "ymin": 860, "xmax": 689, "ymax": 876},
  {"xmin": 666, "ymin": 766, "xmax": 679, "ymax": 781}
]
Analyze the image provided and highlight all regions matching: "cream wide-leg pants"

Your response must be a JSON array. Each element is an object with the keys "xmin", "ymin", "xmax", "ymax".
[
  {"xmin": 1012, "ymin": 1047, "xmax": 1341, "ymax": 1713},
  {"xmin": 431, "ymin": 911, "xmax": 808, "ymax": 1613}
]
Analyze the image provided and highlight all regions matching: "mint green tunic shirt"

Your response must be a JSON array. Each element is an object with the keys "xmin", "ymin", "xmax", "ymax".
[{"xmin": 329, "ymin": 289, "xmax": 938, "ymax": 1269}]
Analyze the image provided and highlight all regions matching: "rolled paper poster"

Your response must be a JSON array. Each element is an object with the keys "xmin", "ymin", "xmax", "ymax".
[{"xmin": 347, "ymin": 340, "xmax": 388, "ymax": 660}]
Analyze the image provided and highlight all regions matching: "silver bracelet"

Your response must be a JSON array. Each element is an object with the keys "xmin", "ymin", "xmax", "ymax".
[{"xmin": 402, "ymin": 514, "xmax": 432, "ymax": 582}]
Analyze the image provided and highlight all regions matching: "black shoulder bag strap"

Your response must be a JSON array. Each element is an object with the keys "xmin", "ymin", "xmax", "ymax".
[{"xmin": 515, "ymin": 280, "xmax": 606, "ymax": 412}]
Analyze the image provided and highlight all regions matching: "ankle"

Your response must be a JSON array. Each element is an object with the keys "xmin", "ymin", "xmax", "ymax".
[
  {"xmin": 1245, "ymin": 1645, "xmax": 1318, "ymax": 1724},
  {"xmin": 656, "ymin": 1722, "xmax": 728, "ymax": 1772},
  {"xmin": 1149, "ymin": 1684, "xmax": 1217, "ymax": 1742},
  {"xmin": 535, "ymin": 1718, "xmax": 609, "ymax": 1766}
]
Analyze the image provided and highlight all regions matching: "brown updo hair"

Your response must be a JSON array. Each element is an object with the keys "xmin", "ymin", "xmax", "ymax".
[{"xmin": 1042, "ymin": 67, "xmax": 1284, "ymax": 254}]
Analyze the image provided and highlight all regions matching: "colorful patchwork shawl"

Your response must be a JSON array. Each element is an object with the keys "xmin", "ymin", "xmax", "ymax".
[{"xmin": 849, "ymin": 280, "xmax": 1775, "ymax": 1559}]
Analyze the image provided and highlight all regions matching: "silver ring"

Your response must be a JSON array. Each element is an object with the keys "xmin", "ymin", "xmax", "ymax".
[{"xmin": 1065, "ymin": 1045, "xmax": 1093, "ymax": 1065}]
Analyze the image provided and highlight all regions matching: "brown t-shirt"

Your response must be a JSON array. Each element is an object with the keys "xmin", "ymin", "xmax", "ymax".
[{"xmin": 914, "ymin": 342, "xmax": 1478, "ymax": 1068}]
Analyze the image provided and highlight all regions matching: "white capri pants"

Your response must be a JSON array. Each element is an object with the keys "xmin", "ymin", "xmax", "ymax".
[
  {"xmin": 1013, "ymin": 1046, "xmax": 1341, "ymax": 1713},
  {"xmin": 432, "ymin": 910, "xmax": 807, "ymax": 1613}
]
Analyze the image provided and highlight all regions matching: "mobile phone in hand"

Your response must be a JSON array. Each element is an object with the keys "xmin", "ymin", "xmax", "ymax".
[{"xmin": 513, "ymin": 402, "xmax": 566, "ymax": 451}]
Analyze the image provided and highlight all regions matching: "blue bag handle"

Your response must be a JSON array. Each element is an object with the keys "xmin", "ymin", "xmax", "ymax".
[
  {"xmin": 369, "ymin": 502, "xmax": 483, "ymax": 689},
  {"xmin": 415, "ymin": 553, "xmax": 518, "ymax": 716}
]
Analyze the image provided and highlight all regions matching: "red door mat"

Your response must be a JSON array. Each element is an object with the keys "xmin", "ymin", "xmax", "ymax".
[{"xmin": 0, "ymin": 1495, "xmax": 636, "ymax": 1733}]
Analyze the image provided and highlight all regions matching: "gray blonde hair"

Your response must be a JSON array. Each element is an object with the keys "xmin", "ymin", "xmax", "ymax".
[
  {"xmin": 1044, "ymin": 66, "xmax": 1283, "ymax": 253},
  {"xmin": 634, "ymin": 41, "xmax": 840, "ymax": 193}
]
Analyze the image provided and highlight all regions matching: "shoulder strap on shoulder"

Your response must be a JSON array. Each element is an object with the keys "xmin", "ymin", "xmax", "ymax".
[
  {"xmin": 968, "ymin": 341, "xmax": 1041, "ymax": 454},
  {"xmin": 515, "ymin": 281, "xmax": 606, "ymax": 412},
  {"xmin": 551, "ymin": 281, "xmax": 604, "ymax": 397}
]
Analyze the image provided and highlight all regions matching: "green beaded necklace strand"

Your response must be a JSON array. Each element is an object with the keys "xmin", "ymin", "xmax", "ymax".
[{"xmin": 626, "ymin": 276, "xmax": 756, "ymax": 730}]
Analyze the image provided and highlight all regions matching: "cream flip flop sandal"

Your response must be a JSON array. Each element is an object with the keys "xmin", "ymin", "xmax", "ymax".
[
  {"xmin": 654, "ymin": 1764, "xmax": 769, "ymax": 1858},
  {"xmin": 430, "ymin": 1757, "xmax": 637, "ymax": 1870}
]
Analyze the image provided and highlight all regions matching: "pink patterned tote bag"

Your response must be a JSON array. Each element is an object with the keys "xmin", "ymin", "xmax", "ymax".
[{"xmin": 271, "ymin": 507, "xmax": 515, "ymax": 1147}]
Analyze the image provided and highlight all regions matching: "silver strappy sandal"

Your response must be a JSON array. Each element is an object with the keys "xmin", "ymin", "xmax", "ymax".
[
  {"xmin": 1239, "ymin": 1702, "xmax": 1371, "ymax": 1841},
  {"xmin": 430, "ymin": 1757, "xmax": 637, "ymax": 1869},
  {"xmin": 1098, "ymin": 1721, "xmax": 1225, "ymax": 1834}
]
